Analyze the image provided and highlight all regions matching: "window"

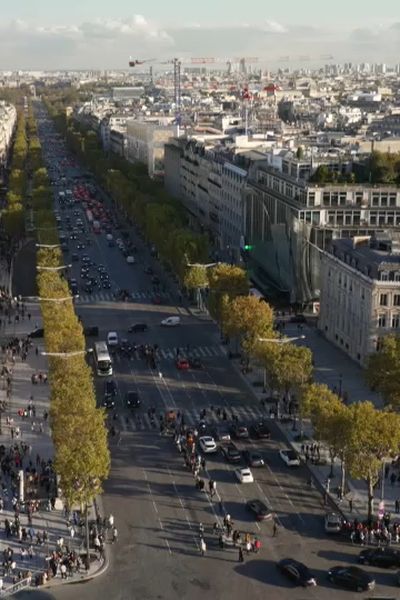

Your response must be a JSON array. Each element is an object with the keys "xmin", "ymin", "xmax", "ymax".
[
  {"xmin": 380, "ymin": 294, "xmax": 388, "ymax": 306},
  {"xmin": 394, "ymin": 294, "xmax": 400, "ymax": 306},
  {"xmin": 323, "ymin": 192, "xmax": 330, "ymax": 206},
  {"xmin": 378, "ymin": 314, "xmax": 387, "ymax": 327},
  {"xmin": 380, "ymin": 271, "xmax": 389, "ymax": 282},
  {"xmin": 392, "ymin": 315, "xmax": 400, "ymax": 329},
  {"xmin": 395, "ymin": 272, "xmax": 400, "ymax": 282}
]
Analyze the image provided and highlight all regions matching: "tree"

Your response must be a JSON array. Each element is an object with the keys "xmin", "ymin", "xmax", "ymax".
[
  {"xmin": 346, "ymin": 402, "xmax": 400, "ymax": 521},
  {"xmin": 365, "ymin": 335, "xmax": 400, "ymax": 408},
  {"xmin": 222, "ymin": 295, "xmax": 274, "ymax": 357},
  {"xmin": 207, "ymin": 264, "xmax": 249, "ymax": 323}
]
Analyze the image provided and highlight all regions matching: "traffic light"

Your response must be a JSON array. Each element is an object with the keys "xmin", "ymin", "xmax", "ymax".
[{"xmin": 244, "ymin": 244, "xmax": 254, "ymax": 251}]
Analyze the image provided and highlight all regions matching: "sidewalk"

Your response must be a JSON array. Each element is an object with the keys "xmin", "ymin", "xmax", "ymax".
[{"xmin": 0, "ymin": 286, "xmax": 108, "ymax": 593}]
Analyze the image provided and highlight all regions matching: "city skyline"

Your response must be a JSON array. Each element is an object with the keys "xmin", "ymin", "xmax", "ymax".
[{"xmin": 1, "ymin": 0, "xmax": 400, "ymax": 70}]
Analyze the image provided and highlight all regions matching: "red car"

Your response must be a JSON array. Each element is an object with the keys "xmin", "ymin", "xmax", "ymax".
[{"xmin": 176, "ymin": 358, "xmax": 189, "ymax": 370}]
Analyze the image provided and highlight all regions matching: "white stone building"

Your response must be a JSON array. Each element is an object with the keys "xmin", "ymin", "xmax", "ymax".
[
  {"xmin": 318, "ymin": 235, "xmax": 400, "ymax": 366},
  {"xmin": 126, "ymin": 118, "xmax": 177, "ymax": 178},
  {"xmin": 0, "ymin": 101, "xmax": 17, "ymax": 171}
]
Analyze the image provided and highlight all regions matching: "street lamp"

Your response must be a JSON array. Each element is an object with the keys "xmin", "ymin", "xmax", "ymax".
[
  {"xmin": 35, "ymin": 243, "xmax": 60, "ymax": 249},
  {"xmin": 22, "ymin": 295, "xmax": 78, "ymax": 303},
  {"xmin": 37, "ymin": 264, "xmax": 72, "ymax": 271},
  {"xmin": 41, "ymin": 349, "xmax": 92, "ymax": 358},
  {"xmin": 257, "ymin": 335, "xmax": 307, "ymax": 421}
]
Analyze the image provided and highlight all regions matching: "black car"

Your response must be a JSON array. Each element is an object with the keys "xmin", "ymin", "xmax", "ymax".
[
  {"xmin": 277, "ymin": 559, "xmax": 316, "ymax": 587},
  {"xmin": 102, "ymin": 280, "xmax": 111, "ymax": 289},
  {"xmin": 125, "ymin": 391, "xmax": 141, "ymax": 409},
  {"xmin": 188, "ymin": 358, "xmax": 203, "ymax": 369},
  {"xmin": 103, "ymin": 397, "xmax": 115, "ymax": 409},
  {"xmin": 358, "ymin": 547, "xmax": 400, "ymax": 568},
  {"xmin": 104, "ymin": 380, "xmax": 117, "ymax": 398},
  {"xmin": 76, "ymin": 242, "xmax": 86, "ymax": 250},
  {"xmin": 249, "ymin": 421, "xmax": 271, "ymax": 440},
  {"xmin": 328, "ymin": 566, "xmax": 375, "ymax": 592},
  {"xmin": 289, "ymin": 314, "xmax": 306, "ymax": 324},
  {"xmin": 221, "ymin": 443, "xmax": 241, "ymax": 463},
  {"xmin": 128, "ymin": 323, "xmax": 148, "ymax": 333},
  {"xmin": 211, "ymin": 424, "xmax": 231, "ymax": 442},
  {"xmin": 83, "ymin": 326, "xmax": 99, "ymax": 337},
  {"xmin": 230, "ymin": 424, "xmax": 249, "ymax": 439},
  {"xmin": 99, "ymin": 272, "xmax": 109, "ymax": 280},
  {"xmin": 29, "ymin": 328, "xmax": 44, "ymax": 338},
  {"xmin": 144, "ymin": 266, "xmax": 153, "ymax": 275},
  {"xmin": 246, "ymin": 499, "xmax": 273, "ymax": 521}
]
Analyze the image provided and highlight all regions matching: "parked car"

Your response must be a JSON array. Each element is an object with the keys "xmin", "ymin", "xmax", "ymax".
[
  {"xmin": 104, "ymin": 379, "xmax": 117, "ymax": 398},
  {"xmin": 211, "ymin": 425, "xmax": 231, "ymax": 443},
  {"xmin": 29, "ymin": 328, "xmax": 44, "ymax": 338},
  {"xmin": 221, "ymin": 443, "xmax": 241, "ymax": 463},
  {"xmin": 279, "ymin": 449, "xmax": 301, "ymax": 467},
  {"xmin": 289, "ymin": 314, "xmax": 306, "ymax": 324},
  {"xmin": 277, "ymin": 559, "xmax": 317, "ymax": 587},
  {"xmin": 358, "ymin": 547, "xmax": 400, "ymax": 568},
  {"xmin": 246, "ymin": 499, "xmax": 273, "ymax": 521},
  {"xmin": 176, "ymin": 358, "xmax": 190, "ymax": 370},
  {"xmin": 327, "ymin": 566, "xmax": 375, "ymax": 592},
  {"xmin": 83, "ymin": 326, "xmax": 99, "ymax": 337},
  {"xmin": 161, "ymin": 316, "xmax": 180, "ymax": 327},
  {"xmin": 188, "ymin": 358, "xmax": 203, "ymax": 369}
]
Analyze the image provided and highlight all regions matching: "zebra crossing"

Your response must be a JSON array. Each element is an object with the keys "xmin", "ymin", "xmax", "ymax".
[
  {"xmin": 116, "ymin": 403, "xmax": 266, "ymax": 433},
  {"xmin": 75, "ymin": 290, "xmax": 170, "ymax": 305},
  {"xmin": 113, "ymin": 344, "xmax": 226, "ymax": 362}
]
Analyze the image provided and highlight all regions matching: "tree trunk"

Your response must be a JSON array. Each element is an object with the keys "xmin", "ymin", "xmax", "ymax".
[
  {"xmin": 367, "ymin": 476, "xmax": 374, "ymax": 523},
  {"xmin": 340, "ymin": 458, "xmax": 346, "ymax": 494}
]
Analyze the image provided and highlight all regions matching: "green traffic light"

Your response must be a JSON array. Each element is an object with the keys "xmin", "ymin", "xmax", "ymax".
[{"xmin": 244, "ymin": 245, "xmax": 253, "ymax": 251}]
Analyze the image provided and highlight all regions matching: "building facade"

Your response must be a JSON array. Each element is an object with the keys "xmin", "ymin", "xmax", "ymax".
[
  {"xmin": 0, "ymin": 101, "xmax": 17, "ymax": 176},
  {"xmin": 318, "ymin": 235, "xmax": 400, "ymax": 366},
  {"xmin": 244, "ymin": 151, "xmax": 400, "ymax": 305},
  {"xmin": 126, "ymin": 119, "xmax": 177, "ymax": 178}
]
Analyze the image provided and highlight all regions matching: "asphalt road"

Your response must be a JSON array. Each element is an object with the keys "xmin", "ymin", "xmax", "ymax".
[{"xmin": 21, "ymin": 106, "xmax": 400, "ymax": 600}]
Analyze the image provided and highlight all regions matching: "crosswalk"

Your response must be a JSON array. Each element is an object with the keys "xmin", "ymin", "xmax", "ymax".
[
  {"xmin": 112, "ymin": 344, "xmax": 226, "ymax": 362},
  {"xmin": 75, "ymin": 290, "xmax": 171, "ymax": 305},
  {"xmin": 115, "ymin": 403, "xmax": 266, "ymax": 433}
]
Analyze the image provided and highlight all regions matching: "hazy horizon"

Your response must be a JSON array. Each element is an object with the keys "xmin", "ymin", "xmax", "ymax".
[{"xmin": 1, "ymin": 0, "xmax": 400, "ymax": 70}]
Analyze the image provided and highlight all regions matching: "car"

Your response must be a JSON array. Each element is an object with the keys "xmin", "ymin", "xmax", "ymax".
[
  {"xmin": 126, "ymin": 256, "xmax": 135, "ymax": 264},
  {"xmin": 99, "ymin": 272, "xmax": 109, "ymax": 280},
  {"xmin": 235, "ymin": 467, "xmax": 254, "ymax": 483},
  {"xmin": 125, "ymin": 391, "xmax": 141, "ymax": 409},
  {"xmin": 230, "ymin": 424, "xmax": 249, "ymax": 439},
  {"xmin": 324, "ymin": 512, "xmax": 342, "ymax": 534},
  {"xmin": 102, "ymin": 280, "xmax": 111, "ymax": 289},
  {"xmin": 221, "ymin": 443, "xmax": 241, "ymax": 463},
  {"xmin": 358, "ymin": 547, "xmax": 400, "ymax": 568},
  {"xmin": 176, "ymin": 358, "xmax": 190, "ymax": 370},
  {"xmin": 128, "ymin": 323, "xmax": 148, "ymax": 333},
  {"xmin": 107, "ymin": 331, "xmax": 119, "ymax": 346},
  {"xmin": 328, "ymin": 566, "xmax": 375, "ymax": 592},
  {"xmin": 277, "ymin": 559, "xmax": 317, "ymax": 587},
  {"xmin": 242, "ymin": 450, "xmax": 265, "ymax": 467},
  {"xmin": 188, "ymin": 358, "xmax": 203, "ymax": 369},
  {"xmin": 29, "ymin": 328, "xmax": 44, "ymax": 338},
  {"xmin": 104, "ymin": 379, "xmax": 117, "ymax": 398},
  {"xmin": 83, "ymin": 326, "xmax": 99, "ymax": 337},
  {"xmin": 70, "ymin": 233, "xmax": 78, "ymax": 240},
  {"xmin": 82, "ymin": 283, "xmax": 93, "ymax": 294},
  {"xmin": 103, "ymin": 396, "xmax": 115, "ymax": 409},
  {"xmin": 97, "ymin": 265, "xmax": 106, "ymax": 272},
  {"xmin": 249, "ymin": 421, "xmax": 271, "ymax": 440},
  {"xmin": 246, "ymin": 499, "xmax": 273, "ymax": 521},
  {"xmin": 279, "ymin": 449, "xmax": 301, "ymax": 467},
  {"xmin": 76, "ymin": 242, "xmax": 86, "ymax": 250},
  {"xmin": 211, "ymin": 425, "xmax": 231, "ymax": 443},
  {"xmin": 199, "ymin": 436, "xmax": 218, "ymax": 454},
  {"xmin": 161, "ymin": 316, "xmax": 181, "ymax": 327},
  {"xmin": 81, "ymin": 255, "xmax": 90, "ymax": 264}
]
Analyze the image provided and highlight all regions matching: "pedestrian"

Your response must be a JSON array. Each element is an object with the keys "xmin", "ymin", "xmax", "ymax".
[
  {"xmin": 273, "ymin": 521, "xmax": 278, "ymax": 537},
  {"xmin": 111, "ymin": 526, "xmax": 118, "ymax": 543},
  {"xmin": 60, "ymin": 563, "xmax": 67, "ymax": 579},
  {"xmin": 245, "ymin": 540, "xmax": 252, "ymax": 554},
  {"xmin": 238, "ymin": 547, "xmax": 244, "ymax": 562},
  {"xmin": 396, "ymin": 499, "xmax": 400, "ymax": 514},
  {"xmin": 200, "ymin": 538, "xmax": 206, "ymax": 556}
]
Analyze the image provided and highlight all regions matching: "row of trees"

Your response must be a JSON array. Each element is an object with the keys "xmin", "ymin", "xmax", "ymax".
[
  {"xmin": 3, "ymin": 110, "xmax": 27, "ymax": 238},
  {"xmin": 30, "ymin": 103, "xmax": 110, "ymax": 509}
]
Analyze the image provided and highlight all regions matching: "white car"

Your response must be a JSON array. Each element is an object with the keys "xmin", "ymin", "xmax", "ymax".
[
  {"xmin": 161, "ymin": 316, "xmax": 181, "ymax": 327},
  {"xmin": 107, "ymin": 331, "xmax": 119, "ymax": 346},
  {"xmin": 126, "ymin": 256, "xmax": 135, "ymax": 264},
  {"xmin": 199, "ymin": 436, "xmax": 217, "ymax": 454},
  {"xmin": 324, "ymin": 512, "xmax": 342, "ymax": 533},
  {"xmin": 234, "ymin": 468, "xmax": 254, "ymax": 483},
  {"xmin": 279, "ymin": 449, "xmax": 301, "ymax": 467}
]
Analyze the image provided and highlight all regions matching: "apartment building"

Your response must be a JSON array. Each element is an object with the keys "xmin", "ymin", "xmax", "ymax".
[
  {"xmin": 126, "ymin": 119, "xmax": 177, "ymax": 178},
  {"xmin": 0, "ymin": 101, "xmax": 17, "ymax": 175},
  {"xmin": 318, "ymin": 235, "xmax": 400, "ymax": 365},
  {"xmin": 244, "ymin": 149, "xmax": 400, "ymax": 305}
]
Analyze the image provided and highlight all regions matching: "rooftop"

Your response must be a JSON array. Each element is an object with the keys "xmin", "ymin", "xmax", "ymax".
[{"xmin": 330, "ymin": 235, "xmax": 400, "ymax": 280}]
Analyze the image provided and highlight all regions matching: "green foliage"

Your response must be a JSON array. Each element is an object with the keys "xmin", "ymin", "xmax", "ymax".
[
  {"xmin": 222, "ymin": 295, "xmax": 274, "ymax": 356},
  {"xmin": 184, "ymin": 265, "xmax": 208, "ymax": 290},
  {"xmin": 207, "ymin": 264, "xmax": 249, "ymax": 322},
  {"xmin": 366, "ymin": 335, "xmax": 400, "ymax": 408}
]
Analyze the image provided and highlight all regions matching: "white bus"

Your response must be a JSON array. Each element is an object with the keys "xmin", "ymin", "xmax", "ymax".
[{"xmin": 93, "ymin": 341, "xmax": 113, "ymax": 376}]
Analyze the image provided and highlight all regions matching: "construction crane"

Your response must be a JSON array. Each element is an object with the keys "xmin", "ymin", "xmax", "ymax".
[{"xmin": 128, "ymin": 57, "xmax": 154, "ymax": 67}]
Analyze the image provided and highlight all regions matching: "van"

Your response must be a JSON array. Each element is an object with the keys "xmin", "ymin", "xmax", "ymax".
[{"xmin": 161, "ymin": 316, "xmax": 181, "ymax": 327}]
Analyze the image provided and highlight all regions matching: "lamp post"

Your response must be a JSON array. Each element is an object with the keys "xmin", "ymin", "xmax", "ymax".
[
  {"xmin": 257, "ymin": 335, "xmax": 306, "ymax": 420},
  {"xmin": 21, "ymin": 295, "xmax": 78, "ymax": 303},
  {"xmin": 338, "ymin": 373, "xmax": 343, "ymax": 399},
  {"xmin": 37, "ymin": 264, "xmax": 72, "ymax": 271},
  {"xmin": 41, "ymin": 349, "xmax": 92, "ymax": 358}
]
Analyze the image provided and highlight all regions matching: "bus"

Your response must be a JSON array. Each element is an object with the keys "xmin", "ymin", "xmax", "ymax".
[{"xmin": 93, "ymin": 341, "xmax": 113, "ymax": 376}]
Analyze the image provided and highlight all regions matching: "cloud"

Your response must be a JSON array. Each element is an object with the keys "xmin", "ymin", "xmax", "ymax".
[{"xmin": 263, "ymin": 20, "xmax": 287, "ymax": 34}]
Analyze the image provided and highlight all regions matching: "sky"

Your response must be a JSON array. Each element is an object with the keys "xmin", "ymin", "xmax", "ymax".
[{"xmin": 1, "ymin": 0, "xmax": 400, "ymax": 70}]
